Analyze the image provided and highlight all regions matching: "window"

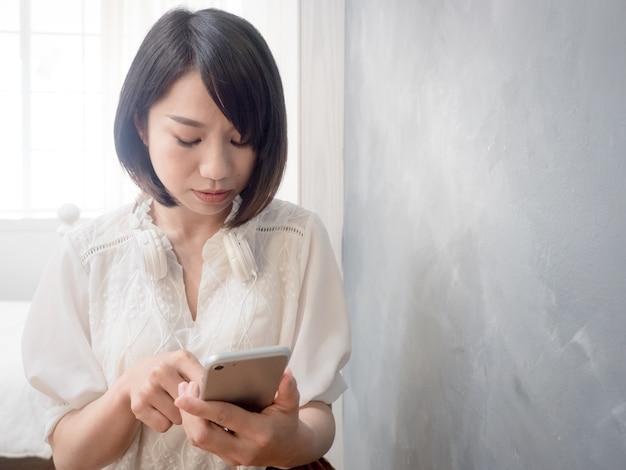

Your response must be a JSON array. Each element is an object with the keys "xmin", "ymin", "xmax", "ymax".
[
  {"xmin": 0, "ymin": 1, "xmax": 301, "ymax": 220},
  {"xmin": 0, "ymin": 0, "xmax": 131, "ymax": 218}
]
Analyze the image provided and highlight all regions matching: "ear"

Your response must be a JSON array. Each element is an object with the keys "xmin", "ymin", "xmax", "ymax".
[{"xmin": 134, "ymin": 112, "xmax": 148, "ymax": 146}]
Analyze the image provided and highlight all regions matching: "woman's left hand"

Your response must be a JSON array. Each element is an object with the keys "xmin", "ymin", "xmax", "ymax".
[{"xmin": 175, "ymin": 368, "xmax": 312, "ymax": 467}]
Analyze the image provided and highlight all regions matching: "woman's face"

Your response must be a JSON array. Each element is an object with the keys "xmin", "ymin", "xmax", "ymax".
[{"xmin": 137, "ymin": 71, "xmax": 256, "ymax": 221}]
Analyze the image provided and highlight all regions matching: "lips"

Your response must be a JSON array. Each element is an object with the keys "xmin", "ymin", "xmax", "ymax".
[{"xmin": 193, "ymin": 189, "xmax": 231, "ymax": 204}]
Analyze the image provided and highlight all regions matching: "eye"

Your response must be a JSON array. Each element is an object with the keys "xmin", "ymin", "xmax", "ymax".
[
  {"xmin": 231, "ymin": 139, "xmax": 250, "ymax": 149},
  {"xmin": 176, "ymin": 137, "xmax": 201, "ymax": 148}
]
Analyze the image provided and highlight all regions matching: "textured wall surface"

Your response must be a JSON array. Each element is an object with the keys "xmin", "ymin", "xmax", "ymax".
[{"xmin": 342, "ymin": 1, "xmax": 626, "ymax": 469}]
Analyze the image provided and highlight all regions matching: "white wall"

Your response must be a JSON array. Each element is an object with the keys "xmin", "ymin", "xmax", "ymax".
[
  {"xmin": 298, "ymin": 3, "xmax": 345, "ymax": 468},
  {"xmin": 0, "ymin": 219, "xmax": 60, "ymax": 300},
  {"xmin": 343, "ymin": 0, "xmax": 626, "ymax": 469}
]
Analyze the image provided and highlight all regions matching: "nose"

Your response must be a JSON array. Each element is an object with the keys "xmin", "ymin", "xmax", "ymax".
[{"xmin": 198, "ymin": 141, "xmax": 231, "ymax": 181}]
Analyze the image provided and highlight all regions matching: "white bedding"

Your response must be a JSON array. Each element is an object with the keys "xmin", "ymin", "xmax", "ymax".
[{"xmin": 0, "ymin": 301, "xmax": 52, "ymax": 459}]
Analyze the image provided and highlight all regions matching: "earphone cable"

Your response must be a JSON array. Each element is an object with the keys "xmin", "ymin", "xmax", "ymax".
[{"xmin": 232, "ymin": 273, "xmax": 258, "ymax": 351}]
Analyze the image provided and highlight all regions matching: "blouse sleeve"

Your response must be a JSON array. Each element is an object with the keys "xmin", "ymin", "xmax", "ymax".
[
  {"xmin": 287, "ymin": 213, "xmax": 352, "ymax": 406},
  {"xmin": 22, "ymin": 236, "xmax": 107, "ymax": 438}
]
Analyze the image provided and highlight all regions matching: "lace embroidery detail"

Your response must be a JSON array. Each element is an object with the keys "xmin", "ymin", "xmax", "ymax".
[
  {"xmin": 80, "ymin": 234, "xmax": 135, "ymax": 265},
  {"xmin": 257, "ymin": 224, "xmax": 305, "ymax": 238}
]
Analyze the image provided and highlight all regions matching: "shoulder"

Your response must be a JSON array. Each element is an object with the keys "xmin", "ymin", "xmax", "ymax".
[
  {"xmin": 63, "ymin": 202, "xmax": 137, "ymax": 263},
  {"xmin": 251, "ymin": 199, "xmax": 332, "ymax": 261},
  {"xmin": 255, "ymin": 198, "xmax": 324, "ymax": 237}
]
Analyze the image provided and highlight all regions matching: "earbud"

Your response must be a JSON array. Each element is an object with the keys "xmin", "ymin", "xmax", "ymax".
[{"xmin": 135, "ymin": 229, "xmax": 258, "ymax": 282}]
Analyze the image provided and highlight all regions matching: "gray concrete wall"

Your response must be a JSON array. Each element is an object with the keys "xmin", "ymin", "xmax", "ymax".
[{"xmin": 342, "ymin": 1, "xmax": 626, "ymax": 469}]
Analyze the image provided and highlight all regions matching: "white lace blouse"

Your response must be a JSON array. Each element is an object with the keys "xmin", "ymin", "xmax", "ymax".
[{"xmin": 22, "ymin": 196, "xmax": 351, "ymax": 470}]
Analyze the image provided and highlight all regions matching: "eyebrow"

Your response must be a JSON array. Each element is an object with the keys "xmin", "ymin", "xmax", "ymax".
[{"xmin": 166, "ymin": 114, "xmax": 205, "ymax": 128}]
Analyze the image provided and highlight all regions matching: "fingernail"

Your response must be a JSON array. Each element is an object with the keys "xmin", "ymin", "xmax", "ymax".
[
  {"xmin": 188, "ymin": 381, "xmax": 200, "ymax": 398},
  {"xmin": 178, "ymin": 382, "xmax": 188, "ymax": 396}
]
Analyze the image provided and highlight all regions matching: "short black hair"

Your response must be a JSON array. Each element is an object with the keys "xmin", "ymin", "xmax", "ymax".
[{"xmin": 114, "ymin": 8, "xmax": 287, "ymax": 227}]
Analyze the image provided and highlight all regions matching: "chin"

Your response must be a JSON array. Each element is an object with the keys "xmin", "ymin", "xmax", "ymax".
[{"xmin": 185, "ymin": 199, "xmax": 234, "ymax": 218}]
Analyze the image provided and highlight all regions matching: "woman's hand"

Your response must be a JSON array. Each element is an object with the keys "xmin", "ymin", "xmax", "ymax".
[
  {"xmin": 48, "ymin": 350, "xmax": 204, "ymax": 470},
  {"xmin": 119, "ymin": 349, "xmax": 205, "ymax": 433},
  {"xmin": 175, "ymin": 369, "xmax": 335, "ymax": 467}
]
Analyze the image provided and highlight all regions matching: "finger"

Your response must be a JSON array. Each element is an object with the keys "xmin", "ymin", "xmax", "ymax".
[
  {"xmin": 183, "ymin": 417, "xmax": 243, "ymax": 467},
  {"xmin": 177, "ymin": 383, "xmax": 243, "ymax": 459},
  {"xmin": 269, "ymin": 368, "xmax": 300, "ymax": 413},
  {"xmin": 178, "ymin": 382, "xmax": 224, "ymax": 429},
  {"xmin": 137, "ymin": 407, "xmax": 176, "ymax": 433},
  {"xmin": 149, "ymin": 389, "xmax": 183, "ymax": 425},
  {"xmin": 131, "ymin": 393, "xmax": 179, "ymax": 433},
  {"xmin": 170, "ymin": 350, "xmax": 205, "ymax": 384},
  {"xmin": 175, "ymin": 384, "xmax": 251, "ymax": 434},
  {"xmin": 132, "ymin": 379, "xmax": 182, "ymax": 424},
  {"xmin": 175, "ymin": 393, "xmax": 236, "ymax": 425},
  {"xmin": 142, "ymin": 366, "xmax": 186, "ymax": 423},
  {"xmin": 159, "ymin": 351, "xmax": 205, "ymax": 398},
  {"xmin": 183, "ymin": 380, "xmax": 201, "ymax": 399},
  {"xmin": 178, "ymin": 381, "xmax": 189, "ymax": 398}
]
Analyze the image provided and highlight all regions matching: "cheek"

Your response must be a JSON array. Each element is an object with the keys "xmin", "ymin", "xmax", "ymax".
[
  {"xmin": 148, "ymin": 145, "xmax": 187, "ymax": 184},
  {"xmin": 237, "ymin": 151, "xmax": 257, "ymax": 181}
]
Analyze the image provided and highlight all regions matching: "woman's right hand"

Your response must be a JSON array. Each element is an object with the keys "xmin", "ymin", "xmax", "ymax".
[
  {"xmin": 119, "ymin": 349, "xmax": 205, "ymax": 432},
  {"xmin": 49, "ymin": 350, "xmax": 204, "ymax": 470}
]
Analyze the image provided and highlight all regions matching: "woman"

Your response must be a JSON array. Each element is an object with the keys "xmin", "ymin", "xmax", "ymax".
[{"xmin": 22, "ymin": 8, "xmax": 350, "ymax": 470}]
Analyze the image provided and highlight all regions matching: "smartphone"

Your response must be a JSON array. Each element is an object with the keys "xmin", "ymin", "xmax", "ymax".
[{"xmin": 200, "ymin": 345, "xmax": 291, "ymax": 412}]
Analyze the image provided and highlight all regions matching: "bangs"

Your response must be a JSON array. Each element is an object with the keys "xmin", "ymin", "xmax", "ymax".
[
  {"xmin": 190, "ymin": 14, "xmax": 275, "ymax": 154},
  {"xmin": 200, "ymin": 66, "xmax": 266, "ymax": 150}
]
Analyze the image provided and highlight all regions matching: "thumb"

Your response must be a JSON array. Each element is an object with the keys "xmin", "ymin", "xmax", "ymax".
[{"xmin": 270, "ymin": 368, "xmax": 300, "ymax": 413}]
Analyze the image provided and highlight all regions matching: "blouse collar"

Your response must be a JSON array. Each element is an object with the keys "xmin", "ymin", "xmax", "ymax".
[{"xmin": 129, "ymin": 193, "xmax": 244, "ymax": 233}]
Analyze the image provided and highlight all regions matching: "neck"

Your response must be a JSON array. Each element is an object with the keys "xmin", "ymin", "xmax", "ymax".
[{"xmin": 150, "ymin": 201, "xmax": 231, "ymax": 244}]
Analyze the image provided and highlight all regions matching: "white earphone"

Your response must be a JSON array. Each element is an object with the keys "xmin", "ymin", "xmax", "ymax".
[
  {"xmin": 134, "ymin": 228, "xmax": 258, "ymax": 282},
  {"xmin": 222, "ymin": 230, "xmax": 258, "ymax": 282}
]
